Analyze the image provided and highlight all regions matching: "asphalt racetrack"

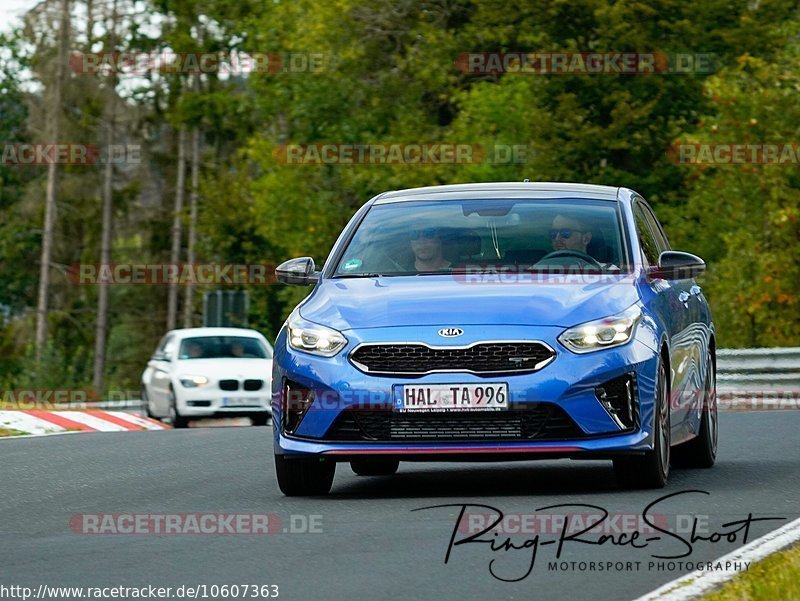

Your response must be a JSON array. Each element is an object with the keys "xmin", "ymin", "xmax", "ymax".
[{"xmin": 1, "ymin": 411, "xmax": 798, "ymax": 601}]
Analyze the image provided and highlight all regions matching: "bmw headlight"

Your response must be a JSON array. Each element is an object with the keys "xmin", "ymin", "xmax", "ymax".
[
  {"xmin": 558, "ymin": 304, "xmax": 642, "ymax": 354},
  {"xmin": 287, "ymin": 313, "xmax": 347, "ymax": 357},
  {"xmin": 179, "ymin": 375, "xmax": 209, "ymax": 388}
]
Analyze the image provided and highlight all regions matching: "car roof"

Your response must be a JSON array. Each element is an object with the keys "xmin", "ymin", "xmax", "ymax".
[
  {"xmin": 373, "ymin": 182, "xmax": 623, "ymax": 204},
  {"xmin": 167, "ymin": 327, "xmax": 267, "ymax": 340}
]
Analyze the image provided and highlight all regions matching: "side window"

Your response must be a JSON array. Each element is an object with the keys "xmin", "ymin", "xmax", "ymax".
[
  {"xmin": 154, "ymin": 335, "xmax": 175, "ymax": 360},
  {"xmin": 633, "ymin": 203, "xmax": 660, "ymax": 266},
  {"xmin": 640, "ymin": 202, "xmax": 670, "ymax": 252},
  {"xmin": 152, "ymin": 335, "xmax": 167, "ymax": 358},
  {"xmin": 163, "ymin": 336, "xmax": 177, "ymax": 360}
]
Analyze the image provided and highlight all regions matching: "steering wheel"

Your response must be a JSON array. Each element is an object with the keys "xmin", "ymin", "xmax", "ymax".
[{"xmin": 537, "ymin": 249, "xmax": 603, "ymax": 270}]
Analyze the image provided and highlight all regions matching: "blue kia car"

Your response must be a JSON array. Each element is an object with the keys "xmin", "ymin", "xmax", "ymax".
[{"xmin": 271, "ymin": 182, "xmax": 717, "ymax": 495}]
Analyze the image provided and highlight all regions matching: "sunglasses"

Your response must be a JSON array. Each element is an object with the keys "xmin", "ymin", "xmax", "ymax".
[
  {"xmin": 410, "ymin": 228, "xmax": 439, "ymax": 240},
  {"xmin": 550, "ymin": 228, "xmax": 584, "ymax": 240}
]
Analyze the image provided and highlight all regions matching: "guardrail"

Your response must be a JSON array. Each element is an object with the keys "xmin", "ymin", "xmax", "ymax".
[{"xmin": 717, "ymin": 347, "xmax": 800, "ymax": 391}]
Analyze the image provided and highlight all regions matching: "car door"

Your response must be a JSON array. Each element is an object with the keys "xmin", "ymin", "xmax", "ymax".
[
  {"xmin": 147, "ymin": 334, "xmax": 177, "ymax": 415},
  {"xmin": 641, "ymin": 203, "xmax": 708, "ymax": 421},
  {"xmin": 633, "ymin": 200, "xmax": 695, "ymax": 430}
]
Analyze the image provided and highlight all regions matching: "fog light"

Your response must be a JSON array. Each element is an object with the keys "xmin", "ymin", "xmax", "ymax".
[
  {"xmin": 282, "ymin": 379, "xmax": 316, "ymax": 434},
  {"xmin": 595, "ymin": 373, "xmax": 637, "ymax": 431}
]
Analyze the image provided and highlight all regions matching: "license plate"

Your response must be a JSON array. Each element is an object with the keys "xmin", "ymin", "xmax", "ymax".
[
  {"xmin": 394, "ymin": 383, "xmax": 508, "ymax": 412},
  {"xmin": 222, "ymin": 397, "xmax": 262, "ymax": 407}
]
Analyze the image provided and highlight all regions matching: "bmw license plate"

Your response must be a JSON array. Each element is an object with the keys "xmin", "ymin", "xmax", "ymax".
[
  {"xmin": 394, "ymin": 383, "xmax": 508, "ymax": 412},
  {"xmin": 222, "ymin": 397, "xmax": 262, "ymax": 407}
]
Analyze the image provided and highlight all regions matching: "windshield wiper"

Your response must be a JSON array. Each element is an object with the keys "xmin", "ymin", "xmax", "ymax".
[{"xmin": 333, "ymin": 272, "xmax": 392, "ymax": 278}]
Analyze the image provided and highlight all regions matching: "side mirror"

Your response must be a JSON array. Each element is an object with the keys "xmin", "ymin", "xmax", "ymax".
[
  {"xmin": 276, "ymin": 257, "xmax": 320, "ymax": 286},
  {"xmin": 649, "ymin": 251, "xmax": 706, "ymax": 281}
]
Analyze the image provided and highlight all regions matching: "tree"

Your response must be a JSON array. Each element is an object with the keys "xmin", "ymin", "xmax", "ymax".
[
  {"xmin": 667, "ymin": 39, "xmax": 800, "ymax": 346},
  {"xmin": 35, "ymin": 0, "xmax": 71, "ymax": 361},
  {"xmin": 166, "ymin": 124, "xmax": 186, "ymax": 331},
  {"xmin": 183, "ymin": 74, "xmax": 201, "ymax": 328},
  {"xmin": 93, "ymin": 0, "xmax": 119, "ymax": 393}
]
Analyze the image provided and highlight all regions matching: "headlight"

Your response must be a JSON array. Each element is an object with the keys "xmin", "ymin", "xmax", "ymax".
[
  {"xmin": 179, "ymin": 375, "xmax": 209, "ymax": 388},
  {"xmin": 287, "ymin": 313, "xmax": 347, "ymax": 357},
  {"xmin": 558, "ymin": 304, "xmax": 642, "ymax": 354}
]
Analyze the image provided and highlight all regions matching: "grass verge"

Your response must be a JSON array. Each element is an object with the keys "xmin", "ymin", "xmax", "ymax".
[
  {"xmin": 703, "ymin": 544, "xmax": 800, "ymax": 600},
  {"xmin": 0, "ymin": 427, "xmax": 27, "ymax": 437}
]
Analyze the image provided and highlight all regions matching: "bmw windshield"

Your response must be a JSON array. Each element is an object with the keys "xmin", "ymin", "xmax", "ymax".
[
  {"xmin": 178, "ymin": 336, "xmax": 272, "ymax": 360},
  {"xmin": 333, "ymin": 198, "xmax": 630, "ymax": 277}
]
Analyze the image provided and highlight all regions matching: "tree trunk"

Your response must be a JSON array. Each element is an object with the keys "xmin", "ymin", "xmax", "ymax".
[
  {"xmin": 166, "ymin": 125, "xmax": 186, "ymax": 331},
  {"xmin": 92, "ymin": 0, "xmax": 117, "ymax": 394},
  {"xmin": 86, "ymin": 0, "xmax": 94, "ymax": 49},
  {"xmin": 183, "ymin": 124, "xmax": 200, "ymax": 328},
  {"xmin": 35, "ymin": 0, "xmax": 70, "ymax": 362}
]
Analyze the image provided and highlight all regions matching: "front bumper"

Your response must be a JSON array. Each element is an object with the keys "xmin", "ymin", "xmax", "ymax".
[
  {"xmin": 272, "ymin": 323, "xmax": 660, "ymax": 459},
  {"xmin": 175, "ymin": 389, "xmax": 271, "ymax": 417}
]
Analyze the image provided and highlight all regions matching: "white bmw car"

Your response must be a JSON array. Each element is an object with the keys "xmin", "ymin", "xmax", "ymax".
[{"xmin": 141, "ymin": 327, "xmax": 273, "ymax": 427}]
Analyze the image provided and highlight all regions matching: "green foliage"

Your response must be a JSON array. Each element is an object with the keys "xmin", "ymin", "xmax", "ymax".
[
  {"xmin": 2, "ymin": 0, "xmax": 800, "ymax": 393},
  {"xmin": 666, "ymin": 45, "xmax": 800, "ymax": 346}
]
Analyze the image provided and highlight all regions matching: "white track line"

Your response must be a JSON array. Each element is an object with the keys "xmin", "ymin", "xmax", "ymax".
[
  {"xmin": 633, "ymin": 516, "xmax": 800, "ymax": 600},
  {"xmin": 0, "ymin": 431, "xmax": 82, "ymax": 440}
]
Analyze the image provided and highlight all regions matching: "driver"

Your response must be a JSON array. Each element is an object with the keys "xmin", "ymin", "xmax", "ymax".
[
  {"xmin": 546, "ymin": 213, "xmax": 620, "ymax": 272},
  {"xmin": 410, "ymin": 226, "xmax": 451, "ymax": 272},
  {"xmin": 550, "ymin": 214, "xmax": 593, "ymax": 254}
]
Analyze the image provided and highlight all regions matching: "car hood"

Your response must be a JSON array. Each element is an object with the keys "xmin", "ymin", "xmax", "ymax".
[
  {"xmin": 299, "ymin": 275, "xmax": 640, "ymax": 330},
  {"xmin": 172, "ymin": 358, "xmax": 272, "ymax": 380}
]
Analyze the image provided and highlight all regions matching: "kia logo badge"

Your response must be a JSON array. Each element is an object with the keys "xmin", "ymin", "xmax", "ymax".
[{"xmin": 438, "ymin": 328, "xmax": 464, "ymax": 338}]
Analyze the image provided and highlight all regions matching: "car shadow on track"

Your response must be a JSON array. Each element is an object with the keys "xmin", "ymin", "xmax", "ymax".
[{"xmin": 330, "ymin": 461, "xmax": 621, "ymax": 499}]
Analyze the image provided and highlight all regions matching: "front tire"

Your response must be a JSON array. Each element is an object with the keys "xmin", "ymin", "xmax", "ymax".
[
  {"xmin": 275, "ymin": 455, "xmax": 335, "ymax": 496},
  {"xmin": 350, "ymin": 458, "xmax": 399, "ymax": 476},
  {"xmin": 614, "ymin": 361, "xmax": 670, "ymax": 489},
  {"xmin": 251, "ymin": 413, "xmax": 270, "ymax": 426},
  {"xmin": 141, "ymin": 386, "xmax": 156, "ymax": 419},
  {"xmin": 168, "ymin": 387, "xmax": 189, "ymax": 429},
  {"xmin": 672, "ymin": 355, "xmax": 718, "ymax": 468}
]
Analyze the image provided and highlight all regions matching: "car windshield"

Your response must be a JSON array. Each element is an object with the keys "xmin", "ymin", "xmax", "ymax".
[
  {"xmin": 178, "ymin": 336, "xmax": 272, "ymax": 360},
  {"xmin": 333, "ymin": 198, "xmax": 628, "ymax": 276}
]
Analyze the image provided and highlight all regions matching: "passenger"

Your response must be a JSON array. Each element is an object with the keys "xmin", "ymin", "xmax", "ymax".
[{"xmin": 184, "ymin": 341, "xmax": 203, "ymax": 359}]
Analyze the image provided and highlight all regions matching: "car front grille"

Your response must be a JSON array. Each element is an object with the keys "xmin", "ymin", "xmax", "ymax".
[
  {"xmin": 219, "ymin": 379, "xmax": 264, "ymax": 391},
  {"xmin": 324, "ymin": 403, "xmax": 583, "ymax": 442},
  {"xmin": 349, "ymin": 342, "xmax": 555, "ymax": 376},
  {"xmin": 244, "ymin": 379, "xmax": 264, "ymax": 391}
]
